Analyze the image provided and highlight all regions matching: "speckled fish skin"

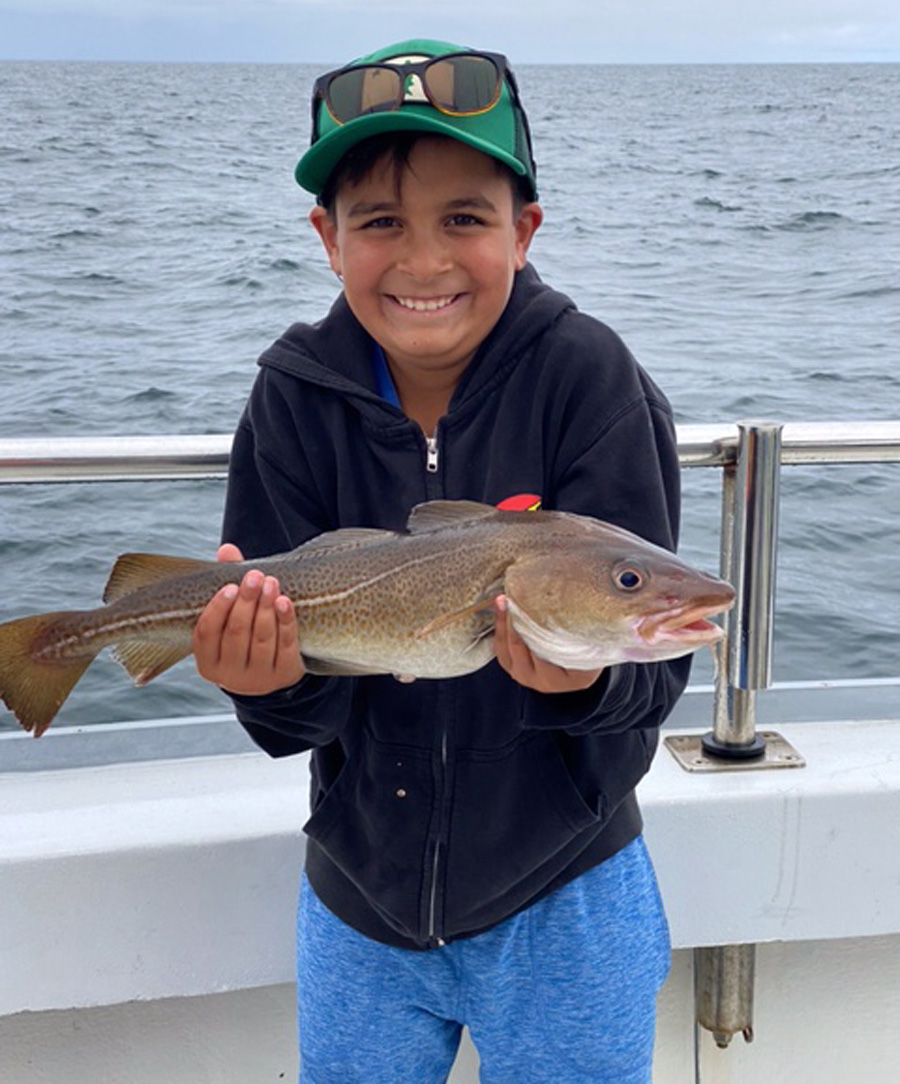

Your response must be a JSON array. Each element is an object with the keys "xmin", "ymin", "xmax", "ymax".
[{"xmin": 0, "ymin": 500, "xmax": 735, "ymax": 737}]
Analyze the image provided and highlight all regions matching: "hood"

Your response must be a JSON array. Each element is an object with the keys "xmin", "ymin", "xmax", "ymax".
[{"xmin": 256, "ymin": 264, "xmax": 576, "ymax": 427}]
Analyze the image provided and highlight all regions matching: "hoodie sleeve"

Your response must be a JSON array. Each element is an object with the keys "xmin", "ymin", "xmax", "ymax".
[
  {"xmin": 519, "ymin": 363, "xmax": 692, "ymax": 737},
  {"xmin": 218, "ymin": 375, "xmax": 357, "ymax": 758}
]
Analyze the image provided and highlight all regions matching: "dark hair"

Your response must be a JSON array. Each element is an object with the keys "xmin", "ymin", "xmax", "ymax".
[{"xmin": 318, "ymin": 131, "xmax": 533, "ymax": 216}]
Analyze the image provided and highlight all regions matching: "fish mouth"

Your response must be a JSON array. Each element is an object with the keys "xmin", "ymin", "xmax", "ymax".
[{"xmin": 637, "ymin": 599, "xmax": 733, "ymax": 646}]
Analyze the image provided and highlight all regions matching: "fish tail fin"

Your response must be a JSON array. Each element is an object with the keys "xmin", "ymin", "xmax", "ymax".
[{"xmin": 0, "ymin": 612, "xmax": 98, "ymax": 737}]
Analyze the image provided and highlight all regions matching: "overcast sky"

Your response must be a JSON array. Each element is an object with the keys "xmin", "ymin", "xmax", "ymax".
[{"xmin": 1, "ymin": 0, "xmax": 898, "ymax": 64}]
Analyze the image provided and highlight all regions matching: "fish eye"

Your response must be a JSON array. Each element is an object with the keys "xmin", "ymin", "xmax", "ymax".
[{"xmin": 614, "ymin": 567, "xmax": 644, "ymax": 592}]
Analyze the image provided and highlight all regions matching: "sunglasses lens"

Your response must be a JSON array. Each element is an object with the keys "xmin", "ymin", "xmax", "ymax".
[
  {"xmin": 327, "ymin": 66, "xmax": 403, "ymax": 122},
  {"xmin": 322, "ymin": 54, "xmax": 504, "ymax": 128},
  {"xmin": 425, "ymin": 55, "xmax": 502, "ymax": 114}
]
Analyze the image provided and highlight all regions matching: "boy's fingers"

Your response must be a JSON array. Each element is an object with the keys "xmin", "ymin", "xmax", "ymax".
[
  {"xmin": 504, "ymin": 620, "xmax": 537, "ymax": 680},
  {"xmin": 492, "ymin": 596, "xmax": 509, "ymax": 669},
  {"xmin": 493, "ymin": 596, "xmax": 528, "ymax": 676},
  {"xmin": 193, "ymin": 557, "xmax": 304, "ymax": 694},
  {"xmin": 492, "ymin": 595, "xmax": 604, "ymax": 694},
  {"xmin": 195, "ymin": 583, "xmax": 239, "ymax": 637},
  {"xmin": 192, "ymin": 582, "xmax": 240, "ymax": 672},
  {"xmin": 247, "ymin": 576, "xmax": 281, "ymax": 668},
  {"xmin": 192, "ymin": 544, "xmax": 244, "ymax": 676},
  {"xmin": 274, "ymin": 595, "xmax": 303, "ymax": 679},
  {"xmin": 218, "ymin": 570, "xmax": 265, "ymax": 669}
]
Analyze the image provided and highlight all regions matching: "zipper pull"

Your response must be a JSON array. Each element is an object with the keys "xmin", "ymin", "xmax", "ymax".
[{"xmin": 425, "ymin": 435, "xmax": 439, "ymax": 473}]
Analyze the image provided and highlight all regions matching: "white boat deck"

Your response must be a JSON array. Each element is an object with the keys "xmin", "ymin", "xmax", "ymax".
[{"xmin": 2, "ymin": 713, "xmax": 899, "ymax": 1082}]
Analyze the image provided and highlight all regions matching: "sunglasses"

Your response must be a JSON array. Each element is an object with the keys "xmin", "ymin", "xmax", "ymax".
[{"xmin": 310, "ymin": 50, "xmax": 533, "ymax": 154}]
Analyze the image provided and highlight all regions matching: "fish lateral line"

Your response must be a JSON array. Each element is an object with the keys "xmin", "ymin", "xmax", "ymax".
[{"xmin": 287, "ymin": 546, "xmax": 464, "ymax": 611}]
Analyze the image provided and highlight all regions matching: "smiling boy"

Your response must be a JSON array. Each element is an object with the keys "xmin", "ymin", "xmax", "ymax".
[
  {"xmin": 309, "ymin": 138, "xmax": 542, "ymax": 440},
  {"xmin": 194, "ymin": 39, "xmax": 687, "ymax": 1083}
]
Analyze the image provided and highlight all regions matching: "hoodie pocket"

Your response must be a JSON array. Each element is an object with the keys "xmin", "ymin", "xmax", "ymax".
[
  {"xmin": 444, "ymin": 731, "xmax": 601, "ymax": 931},
  {"xmin": 302, "ymin": 736, "xmax": 433, "ymax": 936}
]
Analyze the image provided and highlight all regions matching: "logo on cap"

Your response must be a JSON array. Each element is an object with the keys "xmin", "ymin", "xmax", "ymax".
[{"xmin": 383, "ymin": 55, "xmax": 432, "ymax": 103}]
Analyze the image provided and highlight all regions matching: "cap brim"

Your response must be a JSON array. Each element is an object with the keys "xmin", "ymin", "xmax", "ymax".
[{"xmin": 295, "ymin": 108, "xmax": 529, "ymax": 197}]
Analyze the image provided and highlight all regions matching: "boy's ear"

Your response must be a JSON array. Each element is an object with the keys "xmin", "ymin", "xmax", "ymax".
[
  {"xmin": 513, "ymin": 202, "xmax": 543, "ymax": 271},
  {"xmin": 309, "ymin": 206, "xmax": 342, "ymax": 277}
]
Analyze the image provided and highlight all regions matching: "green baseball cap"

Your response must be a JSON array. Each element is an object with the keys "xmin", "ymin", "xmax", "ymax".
[{"xmin": 295, "ymin": 39, "xmax": 537, "ymax": 200}]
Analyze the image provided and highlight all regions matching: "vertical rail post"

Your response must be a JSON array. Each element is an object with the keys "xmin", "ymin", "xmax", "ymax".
[
  {"xmin": 695, "ymin": 943, "xmax": 756, "ymax": 1048},
  {"xmin": 711, "ymin": 455, "xmax": 737, "ymax": 747},
  {"xmin": 695, "ymin": 421, "xmax": 783, "ymax": 1050},
  {"xmin": 705, "ymin": 420, "xmax": 783, "ymax": 757}
]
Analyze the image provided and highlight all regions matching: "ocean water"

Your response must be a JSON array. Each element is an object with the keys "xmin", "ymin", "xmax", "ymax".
[{"xmin": 1, "ymin": 60, "xmax": 898, "ymax": 731}]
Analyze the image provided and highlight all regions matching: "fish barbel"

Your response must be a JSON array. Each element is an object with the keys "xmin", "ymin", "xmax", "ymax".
[{"xmin": 0, "ymin": 500, "xmax": 734, "ymax": 737}]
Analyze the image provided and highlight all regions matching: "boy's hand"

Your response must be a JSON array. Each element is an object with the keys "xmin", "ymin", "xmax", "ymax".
[
  {"xmin": 193, "ymin": 544, "xmax": 304, "ymax": 696},
  {"xmin": 493, "ymin": 596, "xmax": 603, "ymax": 694}
]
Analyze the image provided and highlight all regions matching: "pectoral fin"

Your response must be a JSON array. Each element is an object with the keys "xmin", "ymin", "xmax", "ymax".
[{"xmin": 414, "ymin": 579, "xmax": 504, "ymax": 640}]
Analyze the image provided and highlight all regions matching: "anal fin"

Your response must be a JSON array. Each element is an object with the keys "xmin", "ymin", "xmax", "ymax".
[
  {"xmin": 112, "ymin": 637, "xmax": 193, "ymax": 686},
  {"xmin": 302, "ymin": 655, "xmax": 388, "ymax": 678}
]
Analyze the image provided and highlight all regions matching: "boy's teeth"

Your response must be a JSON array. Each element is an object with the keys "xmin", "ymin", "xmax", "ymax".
[{"xmin": 395, "ymin": 296, "xmax": 455, "ymax": 312}]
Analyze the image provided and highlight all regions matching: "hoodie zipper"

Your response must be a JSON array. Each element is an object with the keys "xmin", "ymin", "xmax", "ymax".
[
  {"xmin": 425, "ymin": 434, "xmax": 439, "ymax": 473},
  {"xmin": 427, "ymin": 727, "xmax": 449, "ymax": 946},
  {"xmin": 423, "ymin": 426, "xmax": 445, "ymax": 945}
]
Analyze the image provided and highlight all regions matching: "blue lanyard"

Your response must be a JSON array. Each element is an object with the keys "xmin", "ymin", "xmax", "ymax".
[{"xmin": 371, "ymin": 342, "xmax": 402, "ymax": 409}]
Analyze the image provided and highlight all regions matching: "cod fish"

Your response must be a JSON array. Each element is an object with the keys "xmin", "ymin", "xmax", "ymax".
[{"xmin": 0, "ymin": 500, "xmax": 734, "ymax": 737}]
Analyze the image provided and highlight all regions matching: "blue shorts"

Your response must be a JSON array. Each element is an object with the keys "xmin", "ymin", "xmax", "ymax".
[{"xmin": 296, "ymin": 835, "xmax": 670, "ymax": 1084}]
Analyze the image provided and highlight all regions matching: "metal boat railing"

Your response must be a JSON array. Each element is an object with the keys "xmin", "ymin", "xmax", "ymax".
[
  {"xmin": 1, "ymin": 421, "xmax": 898, "ymax": 753},
  {"xmin": 2, "ymin": 419, "xmax": 900, "ymax": 1048},
  {"xmin": 2, "ymin": 421, "xmax": 900, "ymax": 483}
]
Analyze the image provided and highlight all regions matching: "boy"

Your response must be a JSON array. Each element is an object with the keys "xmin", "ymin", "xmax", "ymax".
[{"xmin": 194, "ymin": 40, "xmax": 688, "ymax": 1083}]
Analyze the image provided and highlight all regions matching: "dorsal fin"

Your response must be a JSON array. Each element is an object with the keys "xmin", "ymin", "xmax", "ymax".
[
  {"xmin": 103, "ymin": 553, "xmax": 216, "ymax": 604},
  {"xmin": 290, "ymin": 527, "xmax": 396, "ymax": 559},
  {"xmin": 406, "ymin": 500, "xmax": 497, "ymax": 534}
]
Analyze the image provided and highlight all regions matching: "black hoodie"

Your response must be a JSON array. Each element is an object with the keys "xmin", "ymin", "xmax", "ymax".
[{"xmin": 223, "ymin": 264, "xmax": 690, "ymax": 950}]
